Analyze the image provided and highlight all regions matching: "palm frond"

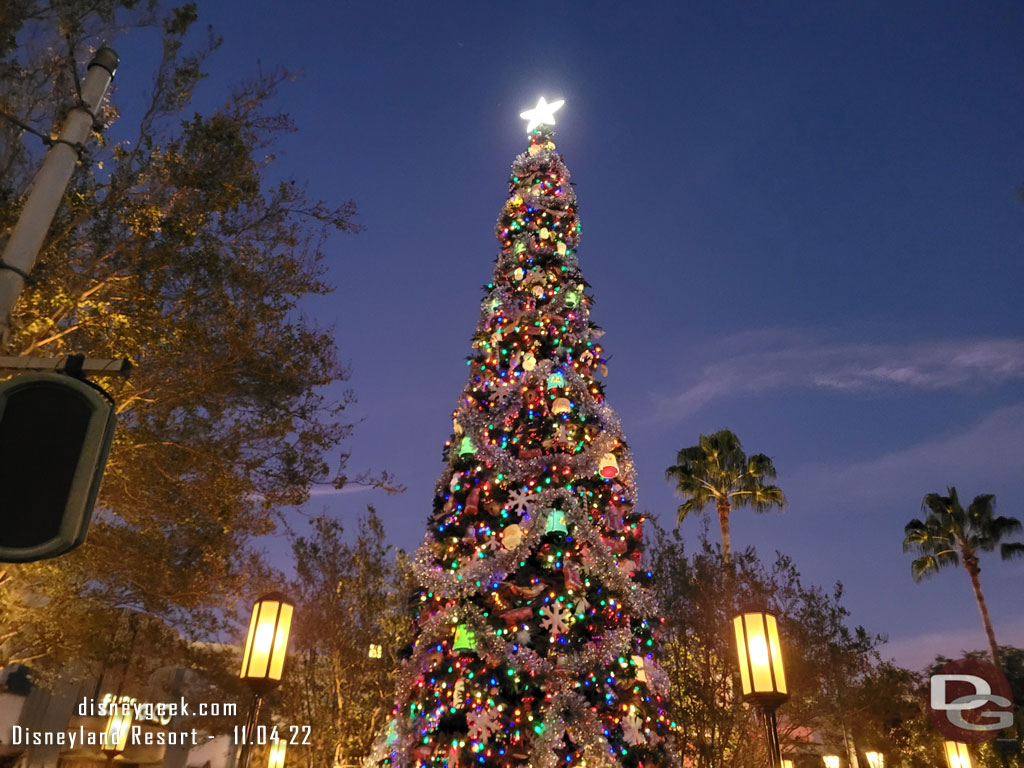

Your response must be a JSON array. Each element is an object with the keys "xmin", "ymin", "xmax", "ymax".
[
  {"xmin": 1001, "ymin": 541, "xmax": 1024, "ymax": 561},
  {"xmin": 975, "ymin": 515, "xmax": 1023, "ymax": 551},
  {"xmin": 911, "ymin": 551, "xmax": 958, "ymax": 581},
  {"xmin": 677, "ymin": 497, "xmax": 710, "ymax": 525},
  {"xmin": 748, "ymin": 484, "xmax": 787, "ymax": 512}
]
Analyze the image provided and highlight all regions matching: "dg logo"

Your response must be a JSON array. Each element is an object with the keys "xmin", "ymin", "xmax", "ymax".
[{"xmin": 929, "ymin": 658, "xmax": 1014, "ymax": 743}]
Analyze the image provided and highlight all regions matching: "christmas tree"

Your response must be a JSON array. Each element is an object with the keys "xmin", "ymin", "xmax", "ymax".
[{"xmin": 369, "ymin": 99, "xmax": 675, "ymax": 768}]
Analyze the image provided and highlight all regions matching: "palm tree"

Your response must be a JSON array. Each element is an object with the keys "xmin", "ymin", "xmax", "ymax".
[
  {"xmin": 664, "ymin": 430, "xmax": 786, "ymax": 568},
  {"xmin": 903, "ymin": 487, "xmax": 1024, "ymax": 666}
]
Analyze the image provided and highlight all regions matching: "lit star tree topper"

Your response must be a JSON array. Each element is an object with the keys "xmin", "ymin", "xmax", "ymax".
[{"xmin": 519, "ymin": 96, "xmax": 565, "ymax": 133}]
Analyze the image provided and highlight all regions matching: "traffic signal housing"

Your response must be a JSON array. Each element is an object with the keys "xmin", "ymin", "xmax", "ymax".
[{"xmin": 0, "ymin": 372, "xmax": 116, "ymax": 561}]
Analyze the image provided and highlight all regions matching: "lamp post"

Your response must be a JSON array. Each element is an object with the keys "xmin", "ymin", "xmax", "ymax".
[
  {"xmin": 733, "ymin": 610, "xmax": 789, "ymax": 768},
  {"xmin": 864, "ymin": 751, "xmax": 883, "ymax": 768},
  {"xmin": 100, "ymin": 706, "xmax": 133, "ymax": 768},
  {"xmin": 237, "ymin": 592, "xmax": 294, "ymax": 768},
  {"xmin": 944, "ymin": 742, "xmax": 973, "ymax": 768},
  {"xmin": 267, "ymin": 738, "xmax": 287, "ymax": 768},
  {"xmin": 781, "ymin": 758, "xmax": 794, "ymax": 768}
]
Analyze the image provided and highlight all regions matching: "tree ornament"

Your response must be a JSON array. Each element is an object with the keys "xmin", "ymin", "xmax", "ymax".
[
  {"xmin": 453, "ymin": 624, "xmax": 477, "ymax": 652},
  {"xmin": 564, "ymin": 290, "xmax": 579, "ymax": 308},
  {"xmin": 522, "ymin": 352, "xmax": 537, "ymax": 371},
  {"xmin": 544, "ymin": 508, "xmax": 569, "ymax": 536},
  {"xmin": 505, "ymin": 487, "xmax": 532, "ymax": 515},
  {"xmin": 513, "ymin": 267, "xmax": 525, "ymax": 281},
  {"xmin": 459, "ymin": 436, "xmax": 477, "ymax": 456},
  {"xmin": 464, "ymin": 487, "xmax": 480, "ymax": 516},
  {"xmin": 551, "ymin": 397, "xmax": 572, "ymax": 414},
  {"xmin": 453, "ymin": 417, "xmax": 463, "ymax": 435},
  {"xmin": 622, "ymin": 712, "xmax": 645, "ymax": 746},
  {"xmin": 599, "ymin": 452, "xmax": 619, "ymax": 478},
  {"xmin": 539, "ymin": 604, "xmax": 571, "ymax": 637},
  {"xmin": 502, "ymin": 523, "xmax": 523, "ymax": 548},
  {"xmin": 466, "ymin": 707, "xmax": 501, "ymax": 742},
  {"xmin": 574, "ymin": 595, "xmax": 591, "ymax": 615},
  {"xmin": 546, "ymin": 371, "xmax": 566, "ymax": 389},
  {"xmin": 564, "ymin": 560, "xmax": 584, "ymax": 591},
  {"xmin": 631, "ymin": 655, "xmax": 648, "ymax": 683},
  {"xmin": 500, "ymin": 606, "xmax": 533, "ymax": 627}
]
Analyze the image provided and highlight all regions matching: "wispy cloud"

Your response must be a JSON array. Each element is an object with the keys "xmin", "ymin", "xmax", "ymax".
[
  {"xmin": 792, "ymin": 404, "xmax": 1024, "ymax": 503},
  {"xmin": 653, "ymin": 331, "xmax": 1024, "ymax": 419},
  {"xmin": 308, "ymin": 484, "xmax": 376, "ymax": 497}
]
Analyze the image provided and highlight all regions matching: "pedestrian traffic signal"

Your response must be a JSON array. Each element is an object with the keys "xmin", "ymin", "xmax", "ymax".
[{"xmin": 0, "ymin": 373, "xmax": 116, "ymax": 562}]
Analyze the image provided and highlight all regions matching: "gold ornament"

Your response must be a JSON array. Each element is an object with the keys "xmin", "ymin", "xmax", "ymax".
[{"xmin": 502, "ymin": 524, "xmax": 523, "ymax": 549}]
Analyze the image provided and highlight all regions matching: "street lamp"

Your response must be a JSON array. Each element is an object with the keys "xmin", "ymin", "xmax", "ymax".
[
  {"xmin": 781, "ymin": 759, "xmax": 794, "ymax": 768},
  {"xmin": 944, "ymin": 742, "xmax": 973, "ymax": 768},
  {"xmin": 238, "ymin": 592, "xmax": 294, "ymax": 768},
  {"xmin": 864, "ymin": 751, "xmax": 884, "ymax": 768},
  {"xmin": 267, "ymin": 738, "xmax": 287, "ymax": 768},
  {"xmin": 101, "ymin": 706, "xmax": 133, "ymax": 768},
  {"xmin": 733, "ymin": 610, "xmax": 789, "ymax": 768},
  {"xmin": 823, "ymin": 756, "xmax": 840, "ymax": 768}
]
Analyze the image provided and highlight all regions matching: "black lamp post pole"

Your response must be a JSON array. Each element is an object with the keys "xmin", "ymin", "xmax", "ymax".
[
  {"xmin": 760, "ymin": 706, "xmax": 782, "ymax": 768},
  {"xmin": 237, "ymin": 690, "xmax": 264, "ymax": 768}
]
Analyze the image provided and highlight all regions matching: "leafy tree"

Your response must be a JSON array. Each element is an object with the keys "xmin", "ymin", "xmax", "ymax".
[
  {"xmin": 903, "ymin": 488, "xmax": 1024, "ymax": 666},
  {"xmin": 0, "ymin": 1, "xmax": 395, "ymax": 675},
  {"xmin": 843, "ymin": 662, "xmax": 940, "ymax": 768},
  {"xmin": 649, "ymin": 528, "xmax": 891, "ymax": 768},
  {"xmin": 665, "ymin": 429, "xmax": 786, "ymax": 568},
  {"xmin": 278, "ymin": 509, "xmax": 412, "ymax": 768},
  {"xmin": 927, "ymin": 647, "xmax": 1024, "ymax": 768}
]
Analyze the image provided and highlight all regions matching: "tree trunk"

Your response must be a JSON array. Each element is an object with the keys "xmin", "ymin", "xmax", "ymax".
[
  {"xmin": 964, "ymin": 550, "xmax": 1000, "ymax": 667},
  {"xmin": 717, "ymin": 498, "xmax": 732, "ymax": 567}
]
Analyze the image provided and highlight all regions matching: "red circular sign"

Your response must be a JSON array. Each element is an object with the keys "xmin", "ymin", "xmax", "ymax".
[{"xmin": 928, "ymin": 658, "xmax": 1014, "ymax": 743}]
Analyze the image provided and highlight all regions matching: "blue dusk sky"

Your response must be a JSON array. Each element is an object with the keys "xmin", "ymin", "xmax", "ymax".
[{"xmin": 105, "ymin": 1, "xmax": 1024, "ymax": 670}]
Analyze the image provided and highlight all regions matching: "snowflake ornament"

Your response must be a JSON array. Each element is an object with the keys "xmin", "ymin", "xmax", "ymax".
[
  {"xmin": 466, "ymin": 707, "xmax": 501, "ymax": 742},
  {"xmin": 539, "ymin": 604, "xmax": 572, "ymax": 637},
  {"xmin": 622, "ymin": 712, "xmax": 646, "ymax": 746},
  {"xmin": 505, "ymin": 487, "xmax": 533, "ymax": 515}
]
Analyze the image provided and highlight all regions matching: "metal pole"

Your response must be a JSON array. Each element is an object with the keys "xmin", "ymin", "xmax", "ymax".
[
  {"xmin": 761, "ymin": 707, "xmax": 782, "ymax": 768},
  {"xmin": 238, "ymin": 690, "xmax": 264, "ymax": 768},
  {"xmin": 0, "ymin": 46, "xmax": 118, "ymax": 344}
]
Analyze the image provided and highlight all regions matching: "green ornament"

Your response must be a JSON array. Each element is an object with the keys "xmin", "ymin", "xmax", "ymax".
[
  {"xmin": 459, "ymin": 436, "xmax": 477, "ymax": 456},
  {"xmin": 544, "ymin": 508, "xmax": 568, "ymax": 536},
  {"xmin": 564, "ymin": 291, "xmax": 579, "ymax": 308},
  {"xmin": 453, "ymin": 624, "xmax": 477, "ymax": 652},
  {"xmin": 513, "ymin": 241, "xmax": 526, "ymax": 255}
]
